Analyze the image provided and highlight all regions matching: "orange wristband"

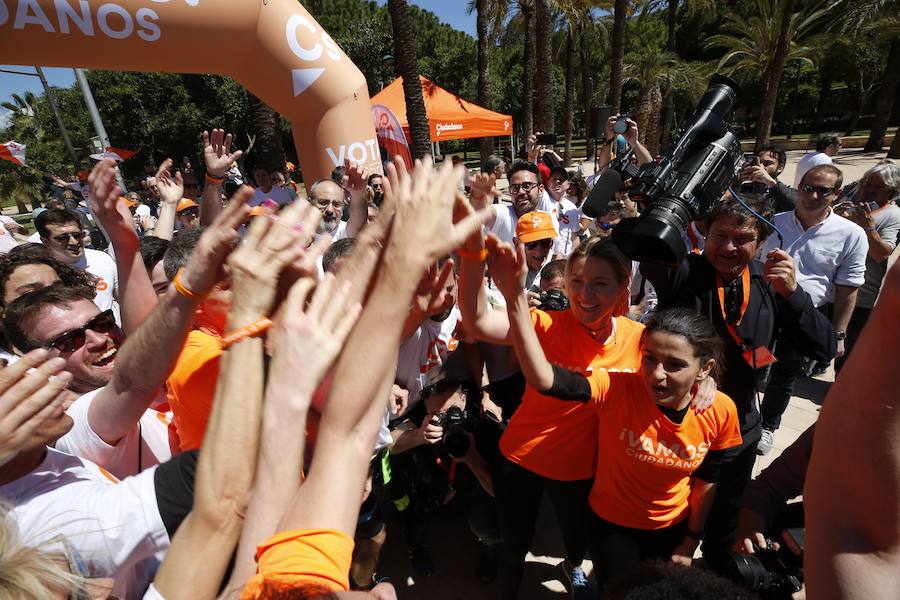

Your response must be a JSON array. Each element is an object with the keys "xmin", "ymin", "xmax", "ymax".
[
  {"xmin": 456, "ymin": 247, "xmax": 488, "ymax": 262},
  {"xmin": 221, "ymin": 318, "xmax": 273, "ymax": 348},
  {"xmin": 173, "ymin": 268, "xmax": 202, "ymax": 299},
  {"xmin": 205, "ymin": 173, "xmax": 224, "ymax": 184}
]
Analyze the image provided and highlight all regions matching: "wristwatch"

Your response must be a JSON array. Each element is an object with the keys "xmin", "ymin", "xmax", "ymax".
[{"xmin": 835, "ymin": 330, "xmax": 847, "ymax": 341}]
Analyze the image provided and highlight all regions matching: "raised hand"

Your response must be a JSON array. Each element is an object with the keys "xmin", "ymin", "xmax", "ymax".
[
  {"xmin": 203, "ymin": 129, "xmax": 242, "ymax": 179},
  {"xmin": 177, "ymin": 187, "xmax": 252, "ymax": 296},
  {"xmin": 411, "ymin": 260, "xmax": 456, "ymax": 320},
  {"xmin": 383, "ymin": 157, "xmax": 490, "ymax": 271},
  {"xmin": 87, "ymin": 159, "xmax": 134, "ymax": 241},
  {"xmin": 527, "ymin": 133, "xmax": 543, "ymax": 163},
  {"xmin": 269, "ymin": 274, "xmax": 362, "ymax": 399},
  {"xmin": 0, "ymin": 350, "xmax": 72, "ymax": 467},
  {"xmin": 226, "ymin": 198, "xmax": 324, "ymax": 324},
  {"xmin": 469, "ymin": 171, "xmax": 498, "ymax": 208},
  {"xmin": 156, "ymin": 158, "xmax": 184, "ymax": 208},
  {"xmin": 485, "ymin": 234, "xmax": 527, "ymax": 300},
  {"xmin": 342, "ymin": 158, "xmax": 368, "ymax": 197}
]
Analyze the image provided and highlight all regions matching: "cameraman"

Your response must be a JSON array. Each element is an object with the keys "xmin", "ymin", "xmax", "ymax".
[
  {"xmin": 738, "ymin": 145, "xmax": 797, "ymax": 213},
  {"xmin": 640, "ymin": 194, "xmax": 836, "ymax": 571},
  {"xmin": 595, "ymin": 114, "xmax": 653, "ymax": 176}
]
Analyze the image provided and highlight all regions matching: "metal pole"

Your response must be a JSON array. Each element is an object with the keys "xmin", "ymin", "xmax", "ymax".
[
  {"xmin": 35, "ymin": 67, "xmax": 81, "ymax": 172},
  {"xmin": 73, "ymin": 68, "xmax": 127, "ymax": 192}
]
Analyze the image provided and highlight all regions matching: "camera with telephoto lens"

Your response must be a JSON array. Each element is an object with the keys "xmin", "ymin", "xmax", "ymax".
[
  {"xmin": 537, "ymin": 288, "xmax": 570, "ymax": 312},
  {"xmin": 610, "ymin": 74, "xmax": 743, "ymax": 267},
  {"xmin": 724, "ymin": 528, "xmax": 804, "ymax": 599},
  {"xmin": 433, "ymin": 406, "xmax": 474, "ymax": 459}
]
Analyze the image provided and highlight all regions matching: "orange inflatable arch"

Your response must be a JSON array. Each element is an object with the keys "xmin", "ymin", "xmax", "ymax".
[{"xmin": 0, "ymin": 0, "xmax": 381, "ymax": 181}]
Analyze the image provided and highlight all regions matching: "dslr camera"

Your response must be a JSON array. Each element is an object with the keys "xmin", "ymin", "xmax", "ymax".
[
  {"xmin": 537, "ymin": 288, "xmax": 570, "ymax": 312},
  {"xmin": 724, "ymin": 528, "xmax": 804, "ymax": 599},
  {"xmin": 611, "ymin": 74, "xmax": 744, "ymax": 266},
  {"xmin": 433, "ymin": 406, "xmax": 475, "ymax": 459}
]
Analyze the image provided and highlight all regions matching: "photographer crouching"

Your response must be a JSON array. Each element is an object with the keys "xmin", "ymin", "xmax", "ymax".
[{"xmin": 727, "ymin": 425, "xmax": 813, "ymax": 599}]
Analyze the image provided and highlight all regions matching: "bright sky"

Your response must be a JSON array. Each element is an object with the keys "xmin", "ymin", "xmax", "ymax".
[{"xmin": 0, "ymin": 1, "xmax": 474, "ymax": 127}]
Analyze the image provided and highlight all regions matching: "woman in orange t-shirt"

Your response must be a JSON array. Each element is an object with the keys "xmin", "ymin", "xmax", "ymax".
[
  {"xmin": 460, "ymin": 233, "xmax": 643, "ymax": 598},
  {"xmin": 489, "ymin": 239, "xmax": 742, "ymax": 591}
]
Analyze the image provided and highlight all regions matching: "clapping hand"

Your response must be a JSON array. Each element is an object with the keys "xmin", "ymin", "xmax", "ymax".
[
  {"xmin": 203, "ymin": 129, "xmax": 242, "ymax": 179},
  {"xmin": 341, "ymin": 158, "xmax": 368, "ymax": 198}
]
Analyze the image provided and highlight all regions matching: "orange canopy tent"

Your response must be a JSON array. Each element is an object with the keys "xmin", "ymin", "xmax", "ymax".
[{"xmin": 371, "ymin": 76, "xmax": 513, "ymax": 142}]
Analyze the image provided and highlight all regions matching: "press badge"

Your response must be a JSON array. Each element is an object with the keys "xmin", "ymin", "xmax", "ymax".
[{"xmin": 743, "ymin": 346, "xmax": 777, "ymax": 368}]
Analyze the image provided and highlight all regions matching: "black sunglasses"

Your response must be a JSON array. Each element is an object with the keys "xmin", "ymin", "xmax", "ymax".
[
  {"xmin": 179, "ymin": 208, "xmax": 200, "ymax": 218},
  {"xmin": 45, "ymin": 309, "xmax": 117, "ymax": 353},
  {"xmin": 51, "ymin": 230, "xmax": 86, "ymax": 243},
  {"xmin": 525, "ymin": 239, "xmax": 553, "ymax": 250},
  {"xmin": 799, "ymin": 183, "xmax": 837, "ymax": 197}
]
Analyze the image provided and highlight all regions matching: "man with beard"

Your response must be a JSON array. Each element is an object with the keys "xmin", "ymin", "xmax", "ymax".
[
  {"xmin": 308, "ymin": 159, "xmax": 369, "ymax": 244},
  {"xmin": 471, "ymin": 160, "xmax": 559, "ymax": 245}
]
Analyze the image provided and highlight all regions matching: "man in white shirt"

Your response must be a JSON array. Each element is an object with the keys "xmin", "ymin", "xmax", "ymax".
[
  {"xmin": 307, "ymin": 160, "xmax": 368, "ymax": 245},
  {"xmin": 472, "ymin": 160, "xmax": 559, "ymax": 245},
  {"xmin": 544, "ymin": 166, "xmax": 582, "ymax": 257},
  {"xmin": 248, "ymin": 168, "xmax": 294, "ymax": 208},
  {"xmin": 757, "ymin": 163, "xmax": 867, "ymax": 454},
  {"xmin": 794, "ymin": 133, "xmax": 841, "ymax": 187},
  {"xmin": 35, "ymin": 208, "xmax": 118, "ymax": 311}
]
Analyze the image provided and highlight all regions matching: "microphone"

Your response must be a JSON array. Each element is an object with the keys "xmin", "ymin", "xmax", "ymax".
[{"xmin": 582, "ymin": 169, "xmax": 623, "ymax": 218}]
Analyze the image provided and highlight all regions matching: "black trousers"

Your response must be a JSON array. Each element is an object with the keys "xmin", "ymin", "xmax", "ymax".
[
  {"xmin": 834, "ymin": 306, "xmax": 871, "ymax": 374},
  {"xmin": 493, "ymin": 454, "xmax": 592, "ymax": 600},
  {"xmin": 702, "ymin": 438, "xmax": 760, "ymax": 571},
  {"xmin": 588, "ymin": 512, "xmax": 687, "ymax": 591}
]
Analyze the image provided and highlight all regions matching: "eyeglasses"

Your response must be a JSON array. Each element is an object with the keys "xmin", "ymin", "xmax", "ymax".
[
  {"xmin": 597, "ymin": 221, "xmax": 616, "ymax": 231},
  {"xmin": 50, "ymin": 230, "xmax": 86, "ymax": 243},
  {"xmin": 45, "ymin": 309, "xmax": 117, "ymax": 354},
  {"xmin": 509, "ymin": 182, "xmax": 538, "ymax": 194},
  {"xmin": 179, "ymin": 208, "xmax": 200, "ymax": 218},
  {"xmin": 525, "ymin": 239, "xmax": 553, "ymax": 250},
  {"xmin": 371, "ymin": 183, "xmax": 384, "ymax": 190},
  {"xmin": 799, "ymin": 183, "xmax": 837, "ymax": 197}
]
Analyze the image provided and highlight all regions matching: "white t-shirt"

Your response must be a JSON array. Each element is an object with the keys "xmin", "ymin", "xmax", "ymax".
[
  {"xmin": 0, "ymin": 216, "xmax": 21, "ymax": 253},
  {"xmin": 55, "ymin": 388, "xmax": 175, "ymax": 480},
  {"xmin": 73, "ymin": 248, "xmax": 118, "ymax": 311},
  {"xmin": 0, "ymin": 448, "xmax": 168, "ymax": 600},
  {"xmin": 759, "ymin": 210, "xmax": 868, "ymax": 307},
  {"xmin": 546, "ymin": 196, "xmax": 581, "ymax": 257},
  {"xmin": 489, "ymin": 194, "xmax": 559, "ymax": 245},
  {"xmin": 395, "ymin": 306, "xmax": 463, "ymax": 416},
  {"xmin": 794, "ymin": 152, "xmax": 833, "ymax": 187},
  {"xmin": 249, "ymin": 185, "xmax": 294, "ymax": 208}
]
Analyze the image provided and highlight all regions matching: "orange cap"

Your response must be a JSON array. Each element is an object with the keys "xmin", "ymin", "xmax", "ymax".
[
  {"xmin": 120, "ymin": 195, "xmax": 136, "ymax": 208},
  {"xmin": 516, "ymin": 211, "xmax": 557, "ymax": 243},
  {"xmin": 176, "ymin": 198, "xmax": 199, "ymax": 213},
  {"xmin": 248, "ymin": 206, "xmax": 267, "ymax": 217}
]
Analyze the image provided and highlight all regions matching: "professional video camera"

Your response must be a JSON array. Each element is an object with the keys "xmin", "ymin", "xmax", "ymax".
[
  {"xmin": 723, "ymin": 528, "xmax": 804, "ymax": 599},
  {"xmin": 584, "ymin": 74, "xmax": 743, "ymax": 267},
  {"xmin": 433, "ymin": 406, "xmax": 475, "ymax": 459},
  {"xmin": 537, "ymin": 288, "xmax": 570, "ymax": 312}
]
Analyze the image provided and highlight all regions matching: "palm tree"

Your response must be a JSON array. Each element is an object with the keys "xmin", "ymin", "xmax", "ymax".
[
  {"xmin": 705, "ymin": 0, "xmax": 826, "ymax": 149},
  {"xmin": 535, "ymin": 0, "xmax": 555, "ymax": 132},
  {"xmin": 388, "ymin": 0, "xmax": 432, "ymax": 159},
  {"xmin": 1, "ymin": 92, "xmax": 39, "ymax": 137},
  {"xmin": 248, "ymin": 94, "xmax": 285, "ymax": 174},
  {"xmin": 520, "ymin": 0, "xmax": 536, "ymax": 141},
  {"xmin": 637, "ymin": 0, "xmax": 715, "ymax": 147},
  {"xmin": 608, "ymin": 0, "xmax": 629, "ymax": 113},
  {"xmin": 469, "ymin": 0, "xmax": 510, "ymax": 164},
  {"xmin": 868, "ymin": 36, "xmax": 900, "ymax": 153}
]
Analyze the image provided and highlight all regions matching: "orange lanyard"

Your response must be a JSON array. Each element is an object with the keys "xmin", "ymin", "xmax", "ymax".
[
  {"xmin": 716, "ymin": 267, "xmax": 751, "ymax": 347},
  {"xmin": 687, "ymin": 226, "xmax": 702, "ymax": 254}
]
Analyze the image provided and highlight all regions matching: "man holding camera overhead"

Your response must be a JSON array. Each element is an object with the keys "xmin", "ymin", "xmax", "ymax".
[{"xmin": 738, "ymin": 145, "xmax": 797, "ymax": 213}]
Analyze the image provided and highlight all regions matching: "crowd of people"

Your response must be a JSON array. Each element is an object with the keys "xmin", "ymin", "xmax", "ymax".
[{"xmin": 0, "ymin": 119, "xmax": 897, "ymax": 600}]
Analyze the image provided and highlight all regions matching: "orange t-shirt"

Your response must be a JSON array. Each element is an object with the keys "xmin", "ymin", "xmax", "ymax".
[
  {"xmin": 588, "ymin": 371, "xmax": 743, "ymax": 529},
  {"xmin": 240, "ymin": 529, "xmax": 354, "ymax": 598},
  {"xmin": 499, "ymin": 311, "xmax": 644, "ymax": 481},
  {"xmin": 166, "ymin": 329, "xmax": 222, "ymax": 451}
]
